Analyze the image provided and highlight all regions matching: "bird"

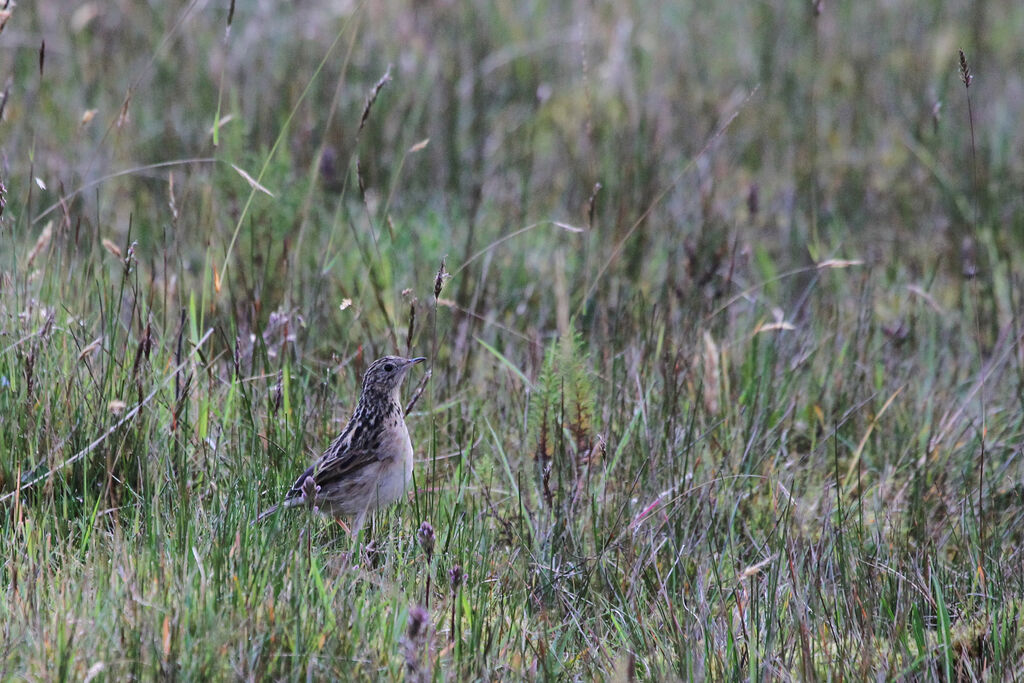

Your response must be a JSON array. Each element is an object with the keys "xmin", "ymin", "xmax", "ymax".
[{"xmin": 257, "ymin": 355, "xmax": 426, "ymax": 530}]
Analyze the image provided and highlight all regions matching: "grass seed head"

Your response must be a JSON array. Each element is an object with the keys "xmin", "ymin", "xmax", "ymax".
[
  {"xmin": 102, "ymin": 237, "xmax": 122, "ymax": 258},
  {"xmin": 959, "ymin": 49, "xmax": 972, "ymax": 88},
  {"xmin": 434, "ymin": 258, "xmax": 447, "ymax": 300},
  {"xmin": 358, "ymin": 65, "xmax": 392, "ymax": 135}
]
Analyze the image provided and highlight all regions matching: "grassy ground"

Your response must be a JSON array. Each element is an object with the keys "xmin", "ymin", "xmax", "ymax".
[{"xmin": 2, "ymin": 0, "xmax": 1024, "ymax": 679}]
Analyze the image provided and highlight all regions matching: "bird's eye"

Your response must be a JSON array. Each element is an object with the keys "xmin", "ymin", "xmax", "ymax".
[{"xmin": 383, "ymin": 363, "xmax": 395, "ymax": 372}]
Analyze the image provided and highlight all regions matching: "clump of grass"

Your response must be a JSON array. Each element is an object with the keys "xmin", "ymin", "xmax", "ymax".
[{"xmin": 529, "ymin": 328, "xmax": 595, "ymax": 508}]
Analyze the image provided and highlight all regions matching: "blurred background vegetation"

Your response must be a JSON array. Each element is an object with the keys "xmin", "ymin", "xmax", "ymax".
[
  {"xmin": 9, "ymin": 0, "xmax": 1022, "ymax": 343},
  {"xmin": 2, "ymin": 0, "xmax": 1024, "ymax": 679}
]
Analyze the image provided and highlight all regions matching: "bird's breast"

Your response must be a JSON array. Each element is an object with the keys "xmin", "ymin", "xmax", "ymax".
[{"xmin": 371, "ymin": 421, "xmax": 414, "ymax": 506}]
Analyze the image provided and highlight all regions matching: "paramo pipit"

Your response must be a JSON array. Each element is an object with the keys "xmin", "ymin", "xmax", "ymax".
[{"xmin": 258, "ymin": 356, "xmax": 425, "ymax": 530}]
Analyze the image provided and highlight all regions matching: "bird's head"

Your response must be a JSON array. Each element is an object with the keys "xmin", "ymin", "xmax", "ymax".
[{"xmin": 361, "ymin": 355, "xmax": 426, "ymax": 401}]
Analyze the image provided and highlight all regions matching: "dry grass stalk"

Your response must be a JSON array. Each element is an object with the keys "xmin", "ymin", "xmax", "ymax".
[{"xmin": 25, "ymin": 221, "xmax": 53, "ymax": 267}]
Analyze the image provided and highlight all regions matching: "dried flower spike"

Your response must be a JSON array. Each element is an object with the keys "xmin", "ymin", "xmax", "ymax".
[
  {"xmin": 447, "ymin": 564, "xmax": 465, "ymax": 643},
  {"xmin": 417, "ymin": 521, "xmax": 435, "ymax": 559},
  {"xmin": 407, "ymin": 605, "xmax": 428, "ymax": 640},
  {"xmin": 405, "ymin": 604, "xmax": 430, "ymax": 680},
  {"xmin": 448, "ymin": 565, "xmax": 464, "ymax": 591}
]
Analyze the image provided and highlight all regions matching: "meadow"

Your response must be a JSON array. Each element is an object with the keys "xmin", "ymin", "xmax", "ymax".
[{"xmin": 2, "ymin": 0, "xmax": 1024, "ymax": 679}]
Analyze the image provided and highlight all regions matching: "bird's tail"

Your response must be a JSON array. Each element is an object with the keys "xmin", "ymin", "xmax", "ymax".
[{"xmin": 253, "ymin": 503, "xmax": 280, "ymax": 524}]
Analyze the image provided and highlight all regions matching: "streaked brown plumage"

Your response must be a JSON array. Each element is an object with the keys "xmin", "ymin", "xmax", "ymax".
[{"xmin": 257, "ymin": 355, "xmax": 425, "ymax": 529}]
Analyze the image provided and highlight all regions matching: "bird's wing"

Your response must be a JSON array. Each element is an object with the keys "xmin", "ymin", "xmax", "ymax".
[{"xmin": 282, "ymin": 437, "xmax": 382, "ymax": 501}]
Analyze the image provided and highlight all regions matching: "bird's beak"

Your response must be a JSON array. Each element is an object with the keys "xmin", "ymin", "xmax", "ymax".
[{"xmin": 409, "ymin": 357, "xmax": 426, "ymax": 365}]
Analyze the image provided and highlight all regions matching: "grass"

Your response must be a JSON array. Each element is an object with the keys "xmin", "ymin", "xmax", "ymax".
[{"xmin": 2, "ymin": 0, "xmax": 1024, "ymax": 679}]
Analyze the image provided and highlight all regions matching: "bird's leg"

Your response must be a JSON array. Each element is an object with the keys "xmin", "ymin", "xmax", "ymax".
[{"xmin": 352, "ymin": 508, "xmax": 368, "ymax": 536}]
